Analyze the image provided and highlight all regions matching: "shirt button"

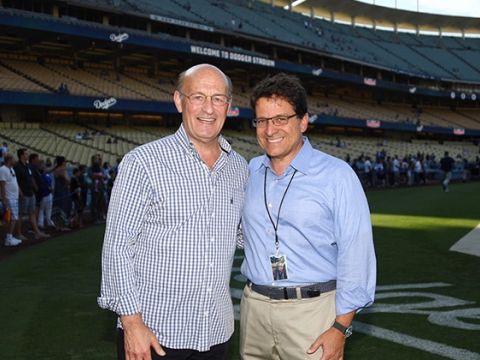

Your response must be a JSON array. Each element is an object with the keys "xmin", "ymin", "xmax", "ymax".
[
  {"xmin": 268, "ymin": 203, "xmax": 273, "ymax": 208},
  {"xmin": 212, "ymin": 213, "xmax": 215, "ymax": 218},
  {"xmin": 268, "ymin": 230, "xmax": 272, "ymax": 234},
  {"xmin": 204, "ymin": 311, "xmax": 208, "ymax": 316},
  {"xmin": 210, "ymin": 237, "xmax": 215, "ymax": 242},
  {"xmin": 275, "ymin": 180, "xmax": 278, "ymax": 183},
  {"xmin": 210, "ymin": 262, "xmax": 214, "ymax": 267},
  {"xmin": 207, "ymin": 287, "xmax": 212, "ymax": 292}
]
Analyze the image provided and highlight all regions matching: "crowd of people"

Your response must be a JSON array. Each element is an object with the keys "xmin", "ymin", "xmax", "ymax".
[
  {"xmin": 0, "ymin": 149, "xmax": 121, "ymax": 247},
  {"xmin": 347, "ymin": 148, "xmax": 479, "ymax": 190}
]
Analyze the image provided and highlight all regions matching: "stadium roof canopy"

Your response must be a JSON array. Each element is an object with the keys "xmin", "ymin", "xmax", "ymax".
[{"xmin": 261, "ymin": 0, "xmax": 480, "ymax": 36}]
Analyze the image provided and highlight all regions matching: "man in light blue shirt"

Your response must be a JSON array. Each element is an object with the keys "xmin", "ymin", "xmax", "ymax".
[{"xmin": 239, "ymin": 73, "xmax": 376, "ymax": 360}]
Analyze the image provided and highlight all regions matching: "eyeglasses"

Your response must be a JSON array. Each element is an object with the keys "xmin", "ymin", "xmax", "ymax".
[
  {"xmin": 252, "ymin": 114, "xmax": 298, "ymax": 128},
  {"xmin": 179, "ymin": 92, "xmax": 230, "ymax": 106}
]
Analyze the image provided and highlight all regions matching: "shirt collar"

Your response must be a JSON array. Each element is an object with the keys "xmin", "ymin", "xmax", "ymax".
[
  {"xmin": 174, "ymin": 123, "xmax": 232, "ymax": 155},
  {"xmin": 257, "ymin": 136, "xmax": 313, "ymax": 175}
]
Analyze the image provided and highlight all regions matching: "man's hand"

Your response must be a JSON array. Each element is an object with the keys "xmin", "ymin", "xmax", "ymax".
[
  {"xmin": 121, "ymin": 314, "xmax": 165, "ymax": 360},
  {"xmin": 306, "ymin": 311, "xmax": 355, "ymax": 360},
  {"xmin": 306, "ymin": 327, "xmax": 346, "ymax": 360}
]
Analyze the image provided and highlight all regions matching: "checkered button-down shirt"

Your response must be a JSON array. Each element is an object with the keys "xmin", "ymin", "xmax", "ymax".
[{"xmin": 98, "ymin": 124, "xmax": 249, "ymax": 351}]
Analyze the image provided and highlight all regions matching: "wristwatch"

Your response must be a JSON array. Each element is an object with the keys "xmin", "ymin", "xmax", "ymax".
[{"xmin": 332, "ymin": 320, "xmax": 353, "ymax": 338}]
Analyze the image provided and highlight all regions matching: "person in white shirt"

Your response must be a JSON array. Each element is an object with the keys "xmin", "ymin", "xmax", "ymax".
[
  {"xmin": 414, "ymin": 157, "xmax": 423, "ymax": 185},
  {"xmin": 0, "ymin": 153, "xmax": 21, "ymax": 246},
  {"xmin": 364, "ymin": 157, "xmax": 373, "ymax": 187}
]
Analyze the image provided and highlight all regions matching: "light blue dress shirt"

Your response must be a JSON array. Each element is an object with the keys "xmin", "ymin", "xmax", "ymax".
[{"xmin": 240, "ymin": 137, "xmax": 376, "ymax": 315}]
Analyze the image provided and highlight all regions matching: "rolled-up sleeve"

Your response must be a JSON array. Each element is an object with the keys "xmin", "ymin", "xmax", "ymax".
[
  {"xmin": 97, "ymin": 153, "xmax": 150, "ymax": 316},
  {"xmin": 334, "ymin": 168, "xmax": 376, "ymax": 315}
]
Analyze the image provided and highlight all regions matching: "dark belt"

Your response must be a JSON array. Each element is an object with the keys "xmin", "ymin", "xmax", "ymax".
[{"xmin": 247, "ymin": 279, "xmax": 336, "ymax": 300}]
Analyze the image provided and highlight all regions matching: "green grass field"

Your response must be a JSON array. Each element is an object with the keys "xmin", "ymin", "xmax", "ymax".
[{"xmin": 1, "ymin": 182, "xmax": 479, "ymax": 359}]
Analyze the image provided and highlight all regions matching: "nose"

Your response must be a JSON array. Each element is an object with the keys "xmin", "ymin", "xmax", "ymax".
[
  {"xmin": 201, "ymin": 97, "xmax": 215, "ymax": 114},
  {"xmin": 263, "ymin": 119, "xmax": 278, "ymax": 136}
]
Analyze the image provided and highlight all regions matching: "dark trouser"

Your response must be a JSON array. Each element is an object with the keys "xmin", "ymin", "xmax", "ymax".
[
  {"xmin": 90, "ymin": 190, "xmax": 104, "ymax": 221},
  {"xmin": 117, "ymin": 329, "xmax": 231, "ymax": 360}
]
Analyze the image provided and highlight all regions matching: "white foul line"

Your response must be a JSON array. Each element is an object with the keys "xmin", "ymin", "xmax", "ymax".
[{"xmin": 353, "ymin": 321, "xmax": 480, "ymax": 360}]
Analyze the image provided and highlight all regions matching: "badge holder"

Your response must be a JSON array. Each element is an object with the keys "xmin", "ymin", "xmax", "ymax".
[{"xmin": 270, "ymin": 252, "xmax": 288, "ymax": 281}]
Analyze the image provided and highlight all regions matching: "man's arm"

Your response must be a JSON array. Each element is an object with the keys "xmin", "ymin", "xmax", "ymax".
[
  {"xmin": 0, "ymin": 180, "xmax": 6, "ymax": 206},
  {"xmin": 307, "ymin": 310, "xmax": 356, "ymax": 360},
  {"xmin": 309, "ymin": 165, "xmax": 376, "ymax": 360},
  {"xmin": 120, "ymin": 314, "xmax": 165, "ymax": 360},
  {"xmin": 97, "ymin": 153, "xmax": 162, "ymax": 359}
]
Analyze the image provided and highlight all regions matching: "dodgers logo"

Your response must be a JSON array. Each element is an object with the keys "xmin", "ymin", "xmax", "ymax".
[{"xmin": 94, "ymin": 97, "xmax": 117, "ymax": 110}]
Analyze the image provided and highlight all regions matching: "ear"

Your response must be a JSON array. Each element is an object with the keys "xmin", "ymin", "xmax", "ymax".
[
  {"xmin": 300, "ymin": 113, "xmax": 309, "ymax": 133},
  {"xmin": 173, "ymin": 91, "xmax": 183, "ymax": 113},
  {"xmin": 226, "ymin": 96, "xmax": 232, "ymax": 114}
]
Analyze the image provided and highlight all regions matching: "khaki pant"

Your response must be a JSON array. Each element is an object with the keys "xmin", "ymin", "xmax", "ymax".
[{"xmin": 240, "ymin": 284, "xmax": 336, "ymax": 360}]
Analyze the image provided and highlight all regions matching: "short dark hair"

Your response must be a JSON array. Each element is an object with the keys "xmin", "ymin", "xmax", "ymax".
[
  {"xmin": 73, "ymin": 167, "xmax": 79, "ymax": 175},
  {"xmin": 17, "ymin": 148, "xmax": 27, "ymax": 158},
  {"xmin": 79, "ymin": 164, "xmax": 87, "ymax": 171},
  {"xmin": 56, "ymin": 156, "xmax": 66, "ymax": 166},
  {"xmin": 29, "ymin": 153, "xmax": 39, "ymax": 163},
  {"xmin": 250, "ymin": 73, "xmax": 308, "ymax": 118}
]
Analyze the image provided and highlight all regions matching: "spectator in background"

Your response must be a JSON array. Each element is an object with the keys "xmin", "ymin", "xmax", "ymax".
[
  {"xmin": 0, "ymin": 153, "xmax": 21, "ymax": 246},
  {"xmin": 28, "ymin": 153, "xmax": 45, "ymax": 232},
  {"xmin": 37, "ymin": 160, "xmax": 55, "ymax": 230},
  {"xmin": 52, "ymin": 156, "xmax": 71, "ymax": 231},
  {"xmin": 113, "ymin": 157, "xmax": 123, "ymax": 174},
  {"xmin": 413, "ymin": 156, "xmax": 423, "ymax": 185},
  {"xmin": 462, "ymin": 158, "xmax": 470, "ymax": 182},
  {"xmin": 102, "ymin": 161, "xmax": 112, "ymax": 179},
  {"xmin": 440, "ymin": 151, "xmax": 455, "ymax": 193},
  {"xmin": 0, "ymin": 141, "xmax": 8, "ymax": 165},
  {"xmin": 14, "ymin": 149, "xmax": 50, "ymax": 241},
  {"xmin": 105, "ymin": 169, "xmax": 116, "ymax": 205},
  {"xmin": 374, "ymin": 159, "xmax": 385, "ymax": 187},
  {"xmin": 364, "ymin": 156, "xmax": 373, "ymax": 187},
  {"xmin": 88, "ymin": 154, "xmax": 106, "ymax": 224},
  {"xmin": 393, "ymin": 155, "xmax": 400, "ymax": 185},
  {"xmin": 78, "ymin": 165, "xmax": 89, "ymax": 217},
  {"xmin": 70, "ymin": 167, "xmax": 83, "ymax": 228},
  {"xmin": 90, "ymin": 159, "xmax": 104, "ymax": 194}
]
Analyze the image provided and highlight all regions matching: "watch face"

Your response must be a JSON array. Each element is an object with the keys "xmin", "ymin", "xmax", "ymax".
[{"xmin": 345, "ymin": 326, "xmax": 353, "ymax": 338}]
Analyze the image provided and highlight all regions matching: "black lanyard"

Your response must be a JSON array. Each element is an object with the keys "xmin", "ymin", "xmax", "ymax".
[{"xmin": 264, "ymin": 167, "xmax": 297, "ymax": 254}]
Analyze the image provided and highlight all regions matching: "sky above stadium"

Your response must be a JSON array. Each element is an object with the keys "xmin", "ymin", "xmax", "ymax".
[{"xmin": 356, "ymin": 0, "xmax": 480, "ymax": 17}]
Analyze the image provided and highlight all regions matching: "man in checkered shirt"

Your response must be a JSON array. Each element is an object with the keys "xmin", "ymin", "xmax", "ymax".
[{"xmin": 98, "ymin": 64, "xmax": 249, "ymax": 360}]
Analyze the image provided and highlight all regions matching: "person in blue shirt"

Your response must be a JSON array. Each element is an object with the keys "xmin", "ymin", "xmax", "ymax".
[{"xmin": 239, "ymin": 73, "xmax": 376, "ymax": 360}]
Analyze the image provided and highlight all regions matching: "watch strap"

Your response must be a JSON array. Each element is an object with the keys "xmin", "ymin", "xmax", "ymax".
[{"xmin": 332, "ymin": 320, "xmax": 353, "ymax": 338}]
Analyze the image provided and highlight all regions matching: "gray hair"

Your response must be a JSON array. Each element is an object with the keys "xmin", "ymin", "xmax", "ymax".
[{"xmin": 4, "ymin": 152, "xmax": 15, "ymax": 163}]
